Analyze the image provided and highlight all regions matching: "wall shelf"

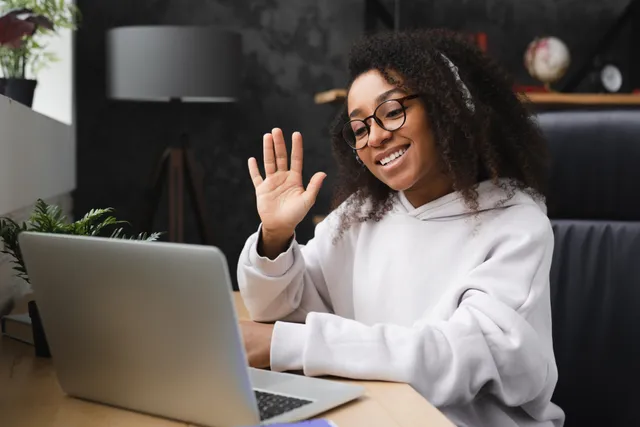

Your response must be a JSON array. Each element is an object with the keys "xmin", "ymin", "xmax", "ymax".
[
  {"xmin": 522, "ymin": 92, "xmax": 640, "ymax": 105},
  {"xmin": 314, "ymin": 89, "xmax": 348, "ymax": 105},
  {"xmin": 314, "ymin": 88, "xmax": 640, "ymax": 107}
]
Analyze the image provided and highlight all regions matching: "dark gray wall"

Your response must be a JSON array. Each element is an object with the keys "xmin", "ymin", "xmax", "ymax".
[
  {"xmin": 400, "ymin": 0, "xmax": 634, "ymax": 89},
  {"xmin": 75, "ymin": 0, "xmax": 363, "ymax": 289},
  {"xmin": 74, "ymin": 0, "xmax": 633, "ymax": 288}
]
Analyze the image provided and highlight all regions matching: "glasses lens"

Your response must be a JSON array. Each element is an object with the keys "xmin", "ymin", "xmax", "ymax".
[
  {"xmin": 342, "ymin": 120, "xmax": 368, "ymax": 149},
  {"xmin": 376, "ymin": 100, "xmax": 405, "ymax": 131}
]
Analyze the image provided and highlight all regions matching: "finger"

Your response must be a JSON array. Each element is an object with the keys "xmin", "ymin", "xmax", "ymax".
[
  {"xmin": 272, "ymin": 128, "xmax": 288, "ymax": 171},
  {"xmin": 263, "ymin": 133, "xmax": 276, "ymax": 175},
  {"xmin": 248, "ymin": 157, "xmax": 263, "ymax": 188},
  {"xmin": 303, "ymin": 172, "xmax": 326, "ymax": 206},
  {"xmin": 290, "ymin": 131, "xmax": 303, "ymax": 174}
]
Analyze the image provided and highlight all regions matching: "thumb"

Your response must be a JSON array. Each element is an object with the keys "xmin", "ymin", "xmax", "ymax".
[{"xmin": 303, "ymin": 172, "xmax": 326, "ymax": 206}]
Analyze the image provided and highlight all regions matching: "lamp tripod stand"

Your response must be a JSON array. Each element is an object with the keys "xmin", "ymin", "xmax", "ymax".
[
  {"xmin": 140, "ymin": 134, "xmax": 214, "ymax": 245},
  {"xmin": 106, "ymin": 26, "xmax": 241, "ymax": 245}
]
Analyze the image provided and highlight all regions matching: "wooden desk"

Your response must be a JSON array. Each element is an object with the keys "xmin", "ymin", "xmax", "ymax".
[{"xmin": 0, "ymin": 292, "xmax": 453, "ymax": 427}]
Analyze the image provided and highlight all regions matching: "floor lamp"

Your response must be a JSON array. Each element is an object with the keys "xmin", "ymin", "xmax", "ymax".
[{"xmin": 106, "ymin": 26, "xmax": 242, "ymax": 244}]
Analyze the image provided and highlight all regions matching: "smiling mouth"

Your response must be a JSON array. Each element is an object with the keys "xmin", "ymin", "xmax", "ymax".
[{"xmin": 377, "ymin": 145, "xmax": 409, "ymax": 166}]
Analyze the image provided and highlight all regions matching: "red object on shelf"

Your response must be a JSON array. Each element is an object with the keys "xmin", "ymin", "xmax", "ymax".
[
  {"xmin": 475, "ymin": 32, "xmax": 487, "ymax": 52},
  {"xmin": 466, "ymin": 32, "xmax": 488, "ymax": 52},
  {"xmin": 513, "ymin": 85, "xmax": 550, "ymax": 93}
]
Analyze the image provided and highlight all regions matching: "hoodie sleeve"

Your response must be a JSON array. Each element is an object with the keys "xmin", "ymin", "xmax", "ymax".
[
  {"xmin": 237, "ymin": 216, "xmax": 342, "ymax": 323},
  {"xmin": 269, "ymin": 215, "xmax": 557, "ymax": 411}
]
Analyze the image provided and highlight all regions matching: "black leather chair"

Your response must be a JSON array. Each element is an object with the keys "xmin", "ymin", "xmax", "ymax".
[{"xmin": 538, "ymin": 110, "xmax": 640, "ymax": 427}]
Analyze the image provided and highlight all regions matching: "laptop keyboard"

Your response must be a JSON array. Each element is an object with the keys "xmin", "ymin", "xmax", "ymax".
[{"xmin": 254, "ymin": 390, "xmax": 313, "ymax": 420}]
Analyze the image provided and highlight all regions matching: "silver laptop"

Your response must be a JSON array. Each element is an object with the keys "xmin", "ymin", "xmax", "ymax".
[{"xmin": 18, "ymin": 232, "xmax": 364, "ymax": 427}]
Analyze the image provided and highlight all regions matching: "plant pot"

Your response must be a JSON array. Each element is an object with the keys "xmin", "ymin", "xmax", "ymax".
[
  {"xmin": 28, "ymin": 300, "xmax": 51, "ymax": 358},
  {"xmin": 4, "ymin": 78, "xmax": 37, "ymax": 107}
]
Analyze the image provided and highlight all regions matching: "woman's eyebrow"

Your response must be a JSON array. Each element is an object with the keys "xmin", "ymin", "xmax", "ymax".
[
  {"xmin": 348, "ymin": 88, "xmax": 405, "ymax": 118},
  {"xmin": 376, "ymin": 88, "xmax": 404, "ymax": 104}
]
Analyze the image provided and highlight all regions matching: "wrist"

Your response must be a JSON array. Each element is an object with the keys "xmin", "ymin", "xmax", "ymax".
[
  {"xmin": 261, "ymin": 226, "xmax": 294, "ymax": 244},
  {"xmin": 259, "ymin": 226, "xmax": 294, "ymax": 260},
  {"xmin": 270, "ymin": 321, "xmax": 307, "ymax": 372}
]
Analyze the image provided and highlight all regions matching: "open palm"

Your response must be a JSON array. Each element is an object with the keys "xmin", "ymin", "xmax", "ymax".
[{"xmin": 248, "ymin": 128, "xmax": 326, "ymax": 236}]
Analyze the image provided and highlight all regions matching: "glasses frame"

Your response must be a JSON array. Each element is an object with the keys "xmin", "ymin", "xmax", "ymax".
[{"xmin": 343, "ymin": 94, "xmax": 421, "ymax": 150}]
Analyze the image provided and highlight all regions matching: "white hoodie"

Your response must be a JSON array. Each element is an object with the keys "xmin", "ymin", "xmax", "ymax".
[{"xmin": 237, "ymin": 180, "xmax": 565, "ymax": 427}]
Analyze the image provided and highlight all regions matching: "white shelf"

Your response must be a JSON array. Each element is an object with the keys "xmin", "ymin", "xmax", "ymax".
[{"xmin": 0, "ymin": 95, "xmax": 75, "ymax": 215}]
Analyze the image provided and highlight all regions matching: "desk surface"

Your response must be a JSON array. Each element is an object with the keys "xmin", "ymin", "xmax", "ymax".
[{"xmin": 0, "ymin": 292, "xmax": 453, "ymax": 427}]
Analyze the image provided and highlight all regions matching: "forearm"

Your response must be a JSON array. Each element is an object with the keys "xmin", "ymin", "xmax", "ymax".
[
  {"xmin": 271, "ymin": 291, "xmax": 554, "ymax": 409},
  {"xmin": 237, "ymin": 227, "xmax": 333, "ymax": 323}
]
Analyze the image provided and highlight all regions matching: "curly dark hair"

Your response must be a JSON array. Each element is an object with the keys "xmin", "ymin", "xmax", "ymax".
[{"xmin": 329, "ymin": 28, "xmax": 548, "ymax": 237}]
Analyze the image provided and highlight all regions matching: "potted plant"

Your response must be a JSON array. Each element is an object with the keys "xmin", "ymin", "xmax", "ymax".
[
  {"xmin": 0, "ymin": 199, "xmax": 162, "ymax": 357},
  {"xmin": 0, "ymin": 1, "xmax": 79, "ymax": 107}
]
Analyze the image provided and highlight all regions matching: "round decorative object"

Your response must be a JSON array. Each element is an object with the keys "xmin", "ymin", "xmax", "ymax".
[
  {"xmin": 524, "ymin": 37, "xmax": 571, "ymax": 87},
  {"xmin": 600, "ymin": 64, "xmax": 623, "ymax": 92}
]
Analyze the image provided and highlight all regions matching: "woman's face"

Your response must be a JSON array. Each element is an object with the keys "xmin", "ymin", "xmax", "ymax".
[{"xmin": 346, "ymin": 69, "xmax": 451, "ymax": 205}]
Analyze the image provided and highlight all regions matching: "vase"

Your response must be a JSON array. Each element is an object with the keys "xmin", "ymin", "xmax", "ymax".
[
  {"xmin": 4, "ymin": 78, "xmax": 37, "ymax": 107},
  {"xmin": 27, "ymin": 300, "xmax": 51, "ymax": 358}
]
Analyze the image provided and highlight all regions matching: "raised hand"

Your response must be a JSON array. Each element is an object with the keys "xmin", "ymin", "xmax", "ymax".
[{"xmin": 248, "ymin": 128, "xmax": 326, "ymax": 257}]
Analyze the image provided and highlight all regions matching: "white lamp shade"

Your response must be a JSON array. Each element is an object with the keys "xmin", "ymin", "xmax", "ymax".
[{"xmin": 106, "ymin": 26, "xmax": 242, "ymax": 103}]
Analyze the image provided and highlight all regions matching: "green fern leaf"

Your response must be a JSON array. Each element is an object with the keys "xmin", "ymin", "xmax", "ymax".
[
  {"xmin": 110, "ymin": 227, "xmax": 126, "ymax": 239},
  {"xmin": 134, "ymin": 231, "xmax": 163, "ymax": 241},
  {"xmin": 1, "ymin": 198, "xmax": 164, "ymax": 284}
]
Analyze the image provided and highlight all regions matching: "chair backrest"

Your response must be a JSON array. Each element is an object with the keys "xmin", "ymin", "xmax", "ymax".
[
  {"xmin": 548, "ymin": 220, "xmax": 640, "ymax": 426},
  {"xmin": 538, "ymin": 110, "xmax": 640, "ymax": 426},
  {"xmin": 541, "ymin": 110, "xmax": 640, "ymax": 221}
]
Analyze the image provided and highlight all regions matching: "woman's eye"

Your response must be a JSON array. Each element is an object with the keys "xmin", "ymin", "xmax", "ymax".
[
  {"xmin": 354, "ymin": 127, "xmax": 368, "ymax": 137},
  {"xmin": 385, "ymin": 108, "xmax": 403, "ymax": 118}
]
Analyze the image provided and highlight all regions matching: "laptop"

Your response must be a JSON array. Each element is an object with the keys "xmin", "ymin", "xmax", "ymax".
[{"xmin": 18, "ymin": 232, "xmax": 365, "ymax": 427}]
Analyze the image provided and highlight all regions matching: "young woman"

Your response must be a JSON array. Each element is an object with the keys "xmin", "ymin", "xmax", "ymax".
[{"xmin": 237, "ymin": 29, "xmax": 565, "ymax": 427}]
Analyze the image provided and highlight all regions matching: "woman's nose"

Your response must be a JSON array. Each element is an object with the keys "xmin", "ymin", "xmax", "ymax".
[{"xmin": 367, "ymin": 120, "xmax": 392, "ymax": 148}]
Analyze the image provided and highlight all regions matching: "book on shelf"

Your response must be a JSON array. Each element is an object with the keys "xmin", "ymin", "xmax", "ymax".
[{"xmin": 1, "ymin": 312, "xmax": 33, "ymax": 345}]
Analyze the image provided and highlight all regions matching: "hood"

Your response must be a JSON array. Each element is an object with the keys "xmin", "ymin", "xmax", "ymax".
[{"xmin": 394, "ymin": 179, "xmax": 547, "ymax": 221}]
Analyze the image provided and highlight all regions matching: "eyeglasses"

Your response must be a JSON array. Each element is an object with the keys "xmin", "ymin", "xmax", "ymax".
[{"xmin": 342, "ymin": 94, "xmax": 420, "ymax": 150}]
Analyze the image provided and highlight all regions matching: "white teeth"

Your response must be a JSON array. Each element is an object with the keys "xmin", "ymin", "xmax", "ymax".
[{"xmin": 380, "ymin": 147, "xmax": 407, "ymax": 166}]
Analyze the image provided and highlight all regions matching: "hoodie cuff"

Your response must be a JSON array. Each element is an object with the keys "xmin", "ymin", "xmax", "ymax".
[
  {"xmin": 270, "ymin": 321, "xmax": 308, "ymax": 372},
  {"xmin": 248, "ymin": 224, "xmax": 295, "ymax": 277}
]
